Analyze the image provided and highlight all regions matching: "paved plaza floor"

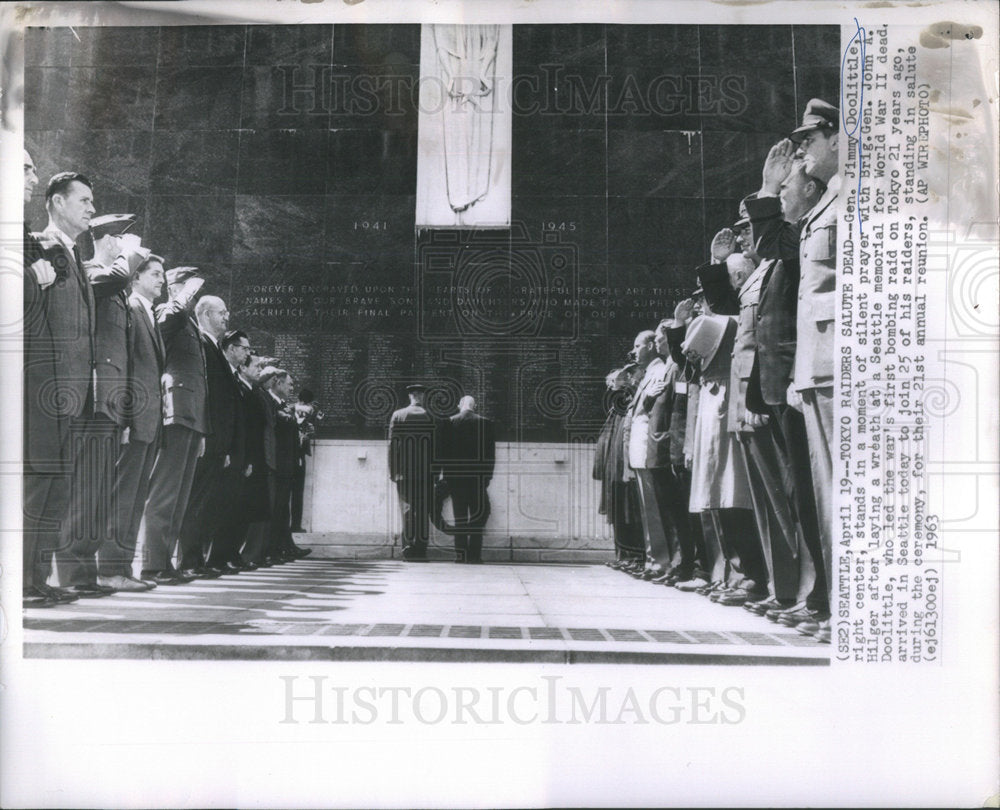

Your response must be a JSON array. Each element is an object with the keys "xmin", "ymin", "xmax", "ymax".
[{"xmin": 23, "ymin": 558, "xmax": 829, "ymax": 665}]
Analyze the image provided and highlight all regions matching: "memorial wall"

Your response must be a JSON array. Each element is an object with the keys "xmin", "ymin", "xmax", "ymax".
[{"xmin": 25, "ymin": 23, "xmax": 839, "ymax": 442}]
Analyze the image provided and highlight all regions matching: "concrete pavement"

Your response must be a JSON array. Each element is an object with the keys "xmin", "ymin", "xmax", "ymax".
[{"xmin": 24, "ymin": 559, "xmax": 829, "ymax": 665}]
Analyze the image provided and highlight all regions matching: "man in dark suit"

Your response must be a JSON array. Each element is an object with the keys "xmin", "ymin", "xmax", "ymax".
[
  {"xmin": 262, "ymin": 368, "xmax": 300, "ymax": 564},
  {"xmin": 233, "ymin": 353, "xmax": 272, "ymax": 568},
  {"xmin": 97, "ymin": 253, "xmax": 166, "ymax": 591},
  {"xmin": 388, "ymin": 384, "xmax": 438, "ymax": 561},
  {"xmin": 22, "ymin": 155, "xmax": 78, "ymax": 607},
  {"xmin": 205, "ymin": 330, "xmax": 253, "ymax": 572},
  {"xmin": 140, "ymin": 267, "xmax": 207, "ymax": 586},
  {"xmin": 176, "ymin": 295, "xmax": 238, "ymax": 577},
  {"xmin": 57, "ymin": 213, "xmax": 147, "ymax": 595},
  {"xmin": 33, "ymin": 174, "xmax": 142, "ymax": 599},
  {"xmin": 440, "ymin": 396, "xmax": 495, "ymax": 564}
]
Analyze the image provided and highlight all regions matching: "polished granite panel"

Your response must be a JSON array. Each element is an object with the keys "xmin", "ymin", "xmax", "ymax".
[
  {"xmin": 145, "ymin": 195, "xmax": 236, "ymax": 269},
  {"xmin": 24, "ymin": 128, "xmax": 152, "ymax": 199},
  {"xmin": 240, "ymin": 65, "xmax": 331, "ymax": 130},
  {"xmin": 233, "ymin": 195, "xmax": 325, "ymax": 263},
  {"xmin": 699, "ymin": 25, "xmax": 794, "ymax": 68},
  {"xmin": 517, "ymin": 63, "xmax": 611, "ymax": 130},
  {"xmin": 514, "ymin": 24, "xmax": 607, "ymax": 66},
  {"xmin": 245, "ymin": 24, "xmax": 333, "ymax": 66},
  {"xmin": 605, "ymin": 24, "xmax": 700, "ymax": 66},
  {"xmin": 604, "ymin": 64, "xmax": 702, "ymax": 132},
  {"xmin": 154, "ymin": 67, "xmax": 244, "ymax": 130},
  {"xmin": 511, "ymin": 126, "xmax": 607, "ymax": 198},
  {"xmin": 794, "ymin": 66, "xmax": 842, "ymax": 115},
  {"xmin": 236, "ymin": 129, "xmax": 329, "ymax": 195},
  {"xmin": 151, "ymin": 130, "xmax": 239, "ymax": 196},
  {"xmin": 333, "ymin": 24, "xmax": 421, "ymax": 66},
  {"xmin": 698, "ymin": 61, "xmax": 796, "ymax": 133},
  {"xmin": 327, "ymin": 129, "xmax": 417, "ymax": 196},
  {"xmin": 158, "ymin": 25, "xmax": 247, "ymax": 67},
  {"xmin": 607, "ymin": 197, "xmax": 707, "ymax": 269},
  {"xmin": 325, "ymin": 194, "xmax": 416, "ymax": 265},
  {"xmin": 701, "ymin": 130, "xmax": 786, "ymax": 199},
  {"xmin": 792, "ymin": 25, "xmax": 842, "ymax": 66},
  {"xmin": 328, "ymin": 63, "xmax": 420, "ymax": 133},
  {"xmin": 607, "ymin": 129, "xmax": 704, "ymax": 199},
  {"xmin": 65, "ymin": 66, "xmax": 156, "ymax": 130},
  {"xmin": 573, "ymin": 265, "xmax": 611, "ymax": 337},
  {"xmin": 68, "ymin": 26, "xmax": 160, "ymax": 66},
  {"xmin": 511, "ymin": 196, "xmax": 608, "ymax": 269}
]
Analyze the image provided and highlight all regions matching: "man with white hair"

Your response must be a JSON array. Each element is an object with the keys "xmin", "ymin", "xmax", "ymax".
[
  {"xmin": 440, "ymin": 395, "xmax": 496, "ymax": 564},
  {"xmin": 176, "ymin": 295, "xmax": 241, "ymax": 577}
]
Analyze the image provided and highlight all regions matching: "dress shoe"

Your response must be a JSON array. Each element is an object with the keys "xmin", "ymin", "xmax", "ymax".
[
  {"xmin": 215, "ymin": 562, "xmax": 242, "ymax": 575},
  {"xmin": 766, "ymin": 600, "xmax": 807, "ymax": 622},
  {"xmin": 814, "ymin": 620, "xmax": 831, "ymax": 644},
  {"xmin": 71, "ymin": 583, "xmax": 115, "ymax": 598},
  {"xmin": 674, "ymin": 576, "xmax": 710, "ymax": 591},
  {"xmin": 744, "ymin": 597, "xmax": 794, "ymax": 615},
  {"xmin": 141, "ymin": 570, "xmax": 181, "ymax": 586},
  {"xmin": 776, "ymin": 606, "xmax": 830, "ymax": 628},
  {"xmin": 640, "ymin": 567, "xmax": 665, "ymax": 581},
  {"xmin": 23, "ymin": 587, "xmax": 59, "ymax": 608},
  {"xmin": 400, "ymin": 545, "xmax": 428, "ymax": 561},
  {"xmin": 796, "ymin": 620, "xmax": 821, "ymax": 636},
  {"xmin": 96, "ymin": 574, "xmax": 150, "ymax": 592},
  {"xmin": 715, "ymin": 588, "xmax": 754, "ymax": 607},
  {"xmin": 237, "ymin": 560, "xmax": 259, "ymax": 571},
  {"xmin": 291, "ymin": 546, "xmax": 312, "ymax": 558},
  {"xmin": 259, "ymin": 557, "xmax": 276, "ymax": 568},
  {"xmin": 37, "ymin": 584, "xmax": 81, "ymax": 603},
  {"xmin": 191, "ymin": 566, "xmax": 223, "ymax": 579},
  {"xmin": 650, "ymin": 572, "xmax": 673, "ymax": 584}
]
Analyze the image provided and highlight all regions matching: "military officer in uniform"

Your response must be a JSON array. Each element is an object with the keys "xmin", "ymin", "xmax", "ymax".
[
  {"xmin": 746, "ymin": 98, "xmax": 840, "ymax": 643},
  {"xmin": 388, "ymin": 384, "xmax": 439, "ymax": 561}
]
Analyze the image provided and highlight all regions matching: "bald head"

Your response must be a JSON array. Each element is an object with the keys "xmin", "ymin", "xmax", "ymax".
[
  {"xmin": 458, "ymin": 395, "xmax": 476, "ymax": 413},
  {"xmin": 195, "ymin": 295, "xmax": 230, "ymax": 338}
]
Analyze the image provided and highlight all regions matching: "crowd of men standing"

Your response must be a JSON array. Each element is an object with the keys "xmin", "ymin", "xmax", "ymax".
[
  {"xmin": 22, "ymin": 153, "xmax": 314, "ymax": 609},
  {"xmin": 595, "ymin": 98, "xmax": 839, "ymax": 644}
]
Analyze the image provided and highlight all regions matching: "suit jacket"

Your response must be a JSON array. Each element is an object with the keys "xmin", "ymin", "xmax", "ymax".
[
  {"xmin": 264, "ymin": 392, "xmax": 298, "ymax": 477},
  {"xmin": 126, "ymin": 293, "xmax": 165, "ymax": 444},
  {"xmin": 23, "ymin": 226, "xmax": 68, "ymax": 471},
  {"xmin": 642, "ymin": 357, "xmax": 681, "ymax": 469},
  {"xmin": 441, "ymin": 411, "xmax": 495, "ymax": 481},
  {"xmin": 747, "ymin": 254, "xmax": 800, "ymax": 410},
  {"xmin": 747, "ymin": 175, "xmax": 839, "ymax": 391},
  {"xmin": 242, "ymin": 380, "xmax": 268, "ymax": 473},
  {"xmin": 626, "ymin": 357, "xmax": 669, "ymax": 470},
  {"xmin": 200, "ymin": 333, "xmax": 240, "ymax": 462},
  {"xmin": 157, "ymin": 288, "xmax": 208, "ymax": 435},
  {"xmin": 697, "ymin": 260, "xmax": 739, "ymax": 316},
  {"xmin": 87, "ymin": 256, "xmax": 132, "ymax": 426},
  {"xmin": 36, "ymin": 226, "xmax": 95, "ymax": 418},
  {"xmin": 388, "ymin": 404, "xmax": 437, "ymax": 482}
]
